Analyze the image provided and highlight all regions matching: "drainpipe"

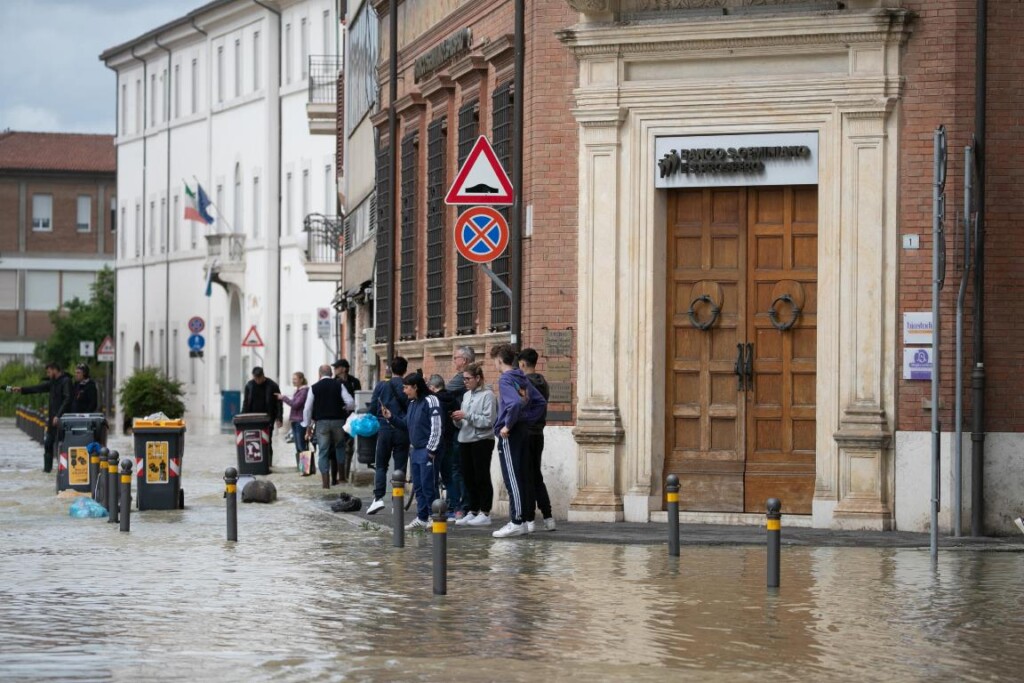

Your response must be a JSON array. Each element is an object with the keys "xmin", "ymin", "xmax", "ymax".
[
  {"xmin": 190, "ymin": 14, "xmax": 209, "ymax": 413},
  {"xmin": 970, "ymin": 0, "xmax": 987, "ymax": 537},
  {"xmin": 386, "ymin": 0, "xmax": 397, "ymax": 365},
  {"xmin": 129, "ymin": 45, "xmax": 147, "ymax": 367},
  {"xmin": 510, "ymin": 0, "xmax": 524, "ymax": 347},
  {"xmin": 103, "ymin": 57, "xmax": 121, "ymax": 419},
  {"xmin": 254, "ymin": 0, "xmax": 283, "ymax": 382},
  {"xmin": 154, "ymin": 35, "xmax": 172, "ymax": 378}
]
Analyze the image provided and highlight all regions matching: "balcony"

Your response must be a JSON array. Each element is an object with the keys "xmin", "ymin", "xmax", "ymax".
[
  {"xmin": 205, "ymin": 232, "xmax": 246, "ymax": 289},
  {"xmin": 303, "ymin": 213, "xmax": 344, "ymax": 282},
  {"xmin": 306, "ymin": 55, "xmax": 341, "ymax": 136}
]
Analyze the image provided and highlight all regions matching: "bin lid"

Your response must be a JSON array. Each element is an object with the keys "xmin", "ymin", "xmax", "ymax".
[
  {"xmin": 233, "ymin": 412, "xmax": 272, "ymax": 423},
  {"xmin": 133, "ymin": 418, "xmax": 186, "ymax": 428}
]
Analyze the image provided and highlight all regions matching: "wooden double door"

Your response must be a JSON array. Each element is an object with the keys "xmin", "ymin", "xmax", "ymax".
[{"xmin": 665, "ymin": 186, "xmax": 818, "ymax": 514}]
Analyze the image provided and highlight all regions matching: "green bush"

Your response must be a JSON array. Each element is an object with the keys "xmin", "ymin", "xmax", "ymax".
[
  {"xmin": 119, "ymin": 367, "xmax": 185, "ymax": 433},
  {"xmin": 0, "ymin": 361, "xmax": 47, "ymax": 417}
]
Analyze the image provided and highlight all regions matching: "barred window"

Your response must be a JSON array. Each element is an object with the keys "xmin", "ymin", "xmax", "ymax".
[
  {"xmin": 374, "ymin": 139, "xmax": 391, "ymax": 345},
  {"xmin": 399, "ymin": 131, "xmax": 418, "ymax": 341},
  {"xmin": 489, "ymin": 81, "xmax": 513, "ymax": 332},
  {"xmin": 456, "ymin": 100, "xmax": 479, "ymax": 335},
  {"xmin": 426, "ymin": 117, "xmax": 447, "ymax": 338}
]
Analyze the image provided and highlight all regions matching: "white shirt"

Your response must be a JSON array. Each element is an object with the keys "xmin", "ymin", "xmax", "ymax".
[{"xmin": 302, "ymin": 378, "xmax": 355, "ymax": 427}]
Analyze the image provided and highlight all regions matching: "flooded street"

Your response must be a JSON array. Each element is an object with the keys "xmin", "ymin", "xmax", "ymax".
[{"xmin": 1, "ymin": 419, "xmax": 1023, "ymax": 682}]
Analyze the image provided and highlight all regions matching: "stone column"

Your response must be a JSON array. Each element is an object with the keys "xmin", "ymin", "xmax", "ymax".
[{"xmin": 569, "ymin": 106, "xmax": 626, "ymax": 522}]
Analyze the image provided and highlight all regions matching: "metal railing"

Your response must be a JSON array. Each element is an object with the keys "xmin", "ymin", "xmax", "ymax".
[
  {"xmin": 304, "ymin": 214, "xmax": 344, "ymax": 264},
  {"xmin": 308, "ymin": 55, "xmax": 342, "ymax": 104}
]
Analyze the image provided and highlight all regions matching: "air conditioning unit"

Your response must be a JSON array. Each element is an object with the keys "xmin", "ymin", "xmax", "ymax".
[{"xmin": 362, "ymin": 327, "xmax": 377, "ymax": 367}]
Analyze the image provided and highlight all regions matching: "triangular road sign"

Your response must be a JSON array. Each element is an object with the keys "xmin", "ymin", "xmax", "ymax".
[
  {"xmin": 445, "ymin": 136, "xmax": 514, "ymax": 205},
  {"xmin": 241, "ymin": 325, "xmax": 264, "ymax": 348},
  {"xmin": 97, "ymin": 336, "xmax": 115, "ymax": 355}
]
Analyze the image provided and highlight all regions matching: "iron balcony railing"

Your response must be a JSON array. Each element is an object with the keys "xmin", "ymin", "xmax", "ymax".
[
  {"xmin": 308, "ymin": 55, "xmax": 342, "ymax": 104},
  {"xmin": 304, "ymin": 213, "xmax": 344, "ymax": 264}
]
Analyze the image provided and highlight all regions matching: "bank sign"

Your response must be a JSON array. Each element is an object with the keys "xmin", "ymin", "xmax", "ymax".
[{"xmin": 655, "ymin": 132, "xmax": 818, "ymax": 188}]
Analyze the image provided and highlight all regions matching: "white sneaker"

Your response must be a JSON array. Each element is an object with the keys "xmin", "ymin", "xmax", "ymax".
[
  {"xmin": 492, "ymin": 521, "xmax": 526, "ymax": 538},
  {"xmin": 525, "ymin": 521, "xmax": 535, "ymax": 533},
  {"xmin": 467, "ymin": 513, "xmax": 491, "ymax": 526},
  {"xmin": 405, "ymin": 517, "xmax": 429, "ymax": 530},
  {"xmin": 455, "ymin": 512, "xmax": 476, "ymax": 526},
  {"xmin": 367, "ymin": 498, "xmax": 385, "ymax": 515},
  {"xmin": 543, "ymin": 517, "xmax": 556, "ymax": 531},
  {"xmin": 1015, "ymin": 517, "xmax": 1024, "ymax": 536}
]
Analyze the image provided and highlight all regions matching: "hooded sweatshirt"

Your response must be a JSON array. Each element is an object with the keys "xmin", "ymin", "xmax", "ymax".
[
  {"xmin": 455, "ymin": 383, "xmax": 496, "ymax": 443},
  {"xmin": 494, "ymin": 367, "xmax": 531, "ymax": 436}
]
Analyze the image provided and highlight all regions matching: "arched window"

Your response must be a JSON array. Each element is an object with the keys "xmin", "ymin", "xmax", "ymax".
[{"xmin": 233, "ymin": 163, "xmax": 242, "ymax": 233}]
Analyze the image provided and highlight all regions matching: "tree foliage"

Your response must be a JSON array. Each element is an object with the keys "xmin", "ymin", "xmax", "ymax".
[
  {"xmin": 0, "ymin": 361, "xmax": 46, "ymax": 417},
  {"xmin": 119, "ymin": 367, "xmax": 185, "ymax": 432},
  {"xmin": 35, "ymin": 267, "xmax": 115, "ymax": 372}
]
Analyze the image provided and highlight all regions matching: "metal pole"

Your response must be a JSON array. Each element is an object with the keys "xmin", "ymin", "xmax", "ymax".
[
  {"xmin": 225, "ymin": 467, "xmax": 238, "ymax": 542},
  {"xmin": 509, "ymin": 0, "xmax": 525, "ymax": 346},
  {"xmin": 931, "ymin": 126, "xmax": 945, "ymax": 562},
  {"xmin": 666, "ymin": 474, "xmax": 680, "ymax": 557},
  {"xmin": 432, "ymin": 498, "xmax": 448, "ymax": 595},
  {"xmin": 119, "ymin": 458, "xmax": 132, "ymax": 532},
  {"xmin": 392, "ymin": 469, "xmax": 405, "ymax": 548},
  {"xmin": 766, "ymin": 498, "xmax": 781, "ymax": 588},
  {"xmin": 107, "ymin": 449, "xmax": 119, "ymax": 524},
  {"xmin": 970, "ymin": 0, "xmax": 987, "ymax": 538},
  {"xmin": 954, "ymin": 146, "xmax": 974, "ymax": 537}
]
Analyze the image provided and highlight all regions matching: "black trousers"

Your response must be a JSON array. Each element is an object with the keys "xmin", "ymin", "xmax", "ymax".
[
  {"xmin": 498, "ymin": 424, "xmax": 532, "ymax": 525},
  {"xmin": 459, "ymin": 438, "xmax": 494, "ymax": 515},
  {"xmin": 526, "ymin": 432, "xmax": 551, "ymax": 521},
  {"xmin": 43, "ymin": 426, "xmax": 56, "ymax": 473}
]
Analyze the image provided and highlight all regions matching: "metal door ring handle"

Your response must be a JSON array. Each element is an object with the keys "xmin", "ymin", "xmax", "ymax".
[
  {"xmin": 768, "ymin": 294, "xmax": 800, "ymax": 331},
  {"xmin": 688, "ymin": 295, "xmax": 721, "ymax": 331}
]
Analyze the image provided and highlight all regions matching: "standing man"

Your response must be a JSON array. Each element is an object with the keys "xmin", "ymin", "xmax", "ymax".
[
  {"xmin": 333, "ymin": 359, "xmax": 362, "ymax": 483},
  {"xmin": 303, "ymin": 364, "xmax": 355, "ymax": 489},
  {"xmin": 366, "ymin": 357, "xmax": 409, "ymax": 514},
  {"xmin": 11, "ymin": 362, "xmax": 72, "ymax": 472},
  {"xmin": 489, "ymin": 343, "xmax": 535, "ymax": 538},
  {"xmin": 69, "ymin": 364, "xmax": 99, "ymax": 414},
  {"xmin": 441, "ymin": 346, "xmax": 474, "ymax": 517},
  {"xmin": 242, "ymin": 367, "xmax": 283, "ymax": 466},
  {"xmin": 518, "ymin": 348, "xmax": 554, "ymax": 531}
]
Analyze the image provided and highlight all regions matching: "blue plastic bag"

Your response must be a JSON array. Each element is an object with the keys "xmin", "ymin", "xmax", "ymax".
[
  {"xmin": 69, "ymin": 497, "xmax": 107, "ymax": 518},
  {"xmin": 350, "ymin": 414, "xmax": 379, "ymax": 437}
]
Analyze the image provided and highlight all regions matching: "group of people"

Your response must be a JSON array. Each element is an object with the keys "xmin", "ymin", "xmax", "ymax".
[
  {"xmin": 9, "ymin": 362, "xmax": 101, "ymax": 473},
  {"xmin": 365, "ymin": 343, "xmax": 553, "ymax": 539}
]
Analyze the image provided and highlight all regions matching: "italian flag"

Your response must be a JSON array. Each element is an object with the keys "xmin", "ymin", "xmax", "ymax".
[{"xmin": 184, "ymin": 182, "xmax": 214, "ymax": 225}]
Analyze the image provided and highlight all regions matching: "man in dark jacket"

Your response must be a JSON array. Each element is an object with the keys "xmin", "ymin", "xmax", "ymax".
[
  {"xmin": 13, "ymin": 362, "xmax": 72, "ymax": 472},
  {"xmin": 242, "ymin": 367, "xmax": 283, "ymax": 465},
  {"xmin": 366, "ymin": 356, "xmax": 410, "ymax": 514},
  {"xmin": 332, "ymin": 359, "xmax": 361, "ymax": 483},
  {"xmin": 518, "ymin": 348, "xmax": 554, "ymax": 531},
  {"xmin": 69, "ymin": 364, "xmax": 99, "ymax": 413}
]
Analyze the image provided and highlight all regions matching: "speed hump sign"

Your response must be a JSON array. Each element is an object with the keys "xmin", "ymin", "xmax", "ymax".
[{"xmin": 454, "ymin": 207, "xmax": 509, "ymax": 264}]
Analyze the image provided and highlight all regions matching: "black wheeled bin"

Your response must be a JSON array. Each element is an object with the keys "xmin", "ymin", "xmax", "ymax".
[
  {"xmin": 56, "ymin": 413, "xmax": 108, "ymax": 494},
  {"xmin": 132, "ymin": 418, "xmax": 186, "ymax": 510},
  {"xmin": 233, "ymin": 413, "xmax": 272, "ymax": 475}
]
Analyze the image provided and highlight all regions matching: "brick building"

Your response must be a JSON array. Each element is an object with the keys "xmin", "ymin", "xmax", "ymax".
[{"xmin": 0, "ymin": 131, "xmax": 116, "ymax": 362}]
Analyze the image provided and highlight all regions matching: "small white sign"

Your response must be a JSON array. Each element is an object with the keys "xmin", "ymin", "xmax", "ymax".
[
  {"xmin": 904, "ymin": 312, "xmax": 933, "ymax": 345},
  {"xmin": 655, "ymin": 131, "xmax": 818, "ymax": 189},
  {"xmin": 317, "ymin": 308, "xmax": 331, "ymax": 340},
  {"xmin": 79, "ymin": 341, "xmax": 95, "ymax": 358},
  {"xmin": 903, "ymin": 347, "xmax": 933, "ymax": 381}
]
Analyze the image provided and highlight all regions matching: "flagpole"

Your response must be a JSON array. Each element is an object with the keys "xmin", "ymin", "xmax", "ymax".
[{"xmin": 192, "ymin": 174, "xmax": 237, "ymax": 233}]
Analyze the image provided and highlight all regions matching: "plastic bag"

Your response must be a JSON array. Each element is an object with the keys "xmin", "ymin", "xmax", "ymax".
[
  {"xmin": 69, "ymin": 497, "xmax": 107, "ymax": 518},
  {"xmin": 342, "ymin": 412, "xmax": 357, "ymax": 436},
  {"xmin": 350, "ymin": 414, "xmax": 380, "ymax": 438}
]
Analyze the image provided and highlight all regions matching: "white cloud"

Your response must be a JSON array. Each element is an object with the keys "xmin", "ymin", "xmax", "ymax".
[{"xmin": 0, "ymin": 104, "xmax": 62, "ymax": 132}]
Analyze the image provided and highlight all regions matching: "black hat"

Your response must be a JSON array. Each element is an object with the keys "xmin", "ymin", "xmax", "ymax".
[{"xmin": 331, "ymin": 359, "xmax": 350, "ymax": 369}]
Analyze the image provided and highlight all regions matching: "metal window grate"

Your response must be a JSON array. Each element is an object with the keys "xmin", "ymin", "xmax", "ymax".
[
  {"xmin": 426, "ymin": 117, "xmax": 447, "ymax": 338},
  {"xmin": 374, "ymin": 140, "xmax": 391, "ymax": 345},
  {"xmin": 456, "ymin": 100, "xmax": 479, "ymax": 335},
  {"xmin": 489, "ymin": 82, "xmax": 513, "ymax": 332},
  {"xmin": 399, "ymin": 131, "xmax": 418, "ymax": 341}
]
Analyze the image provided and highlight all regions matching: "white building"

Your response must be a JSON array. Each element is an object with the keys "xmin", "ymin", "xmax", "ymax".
[{"xmin": 101, "ymin": 0, "xmax": 342, "ymax": 421}]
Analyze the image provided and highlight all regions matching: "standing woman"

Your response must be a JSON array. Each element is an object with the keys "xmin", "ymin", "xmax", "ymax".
[
  {"xmin": 381, "ymin": 373, "xmax": 442, "ymax": 530},
  {"xmin": 452, "ymin": 362, "xmax": 496, "ymax": 527},
  {"xmin": 276, "ymin": 372, "xmax": 311, "ymax": 473}
]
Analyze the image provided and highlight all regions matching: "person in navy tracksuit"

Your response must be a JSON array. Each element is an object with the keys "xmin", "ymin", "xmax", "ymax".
[
  {"xmin": 366, "ymin": 357, "xmax": 410, "ymax": 515},
  {"xmin": 380, "ymin": 373, "xmax": 442, "ymax": 529},
  {"xmin": 489, "ymin": 343, "xmax": 538, "ymax": 538}
]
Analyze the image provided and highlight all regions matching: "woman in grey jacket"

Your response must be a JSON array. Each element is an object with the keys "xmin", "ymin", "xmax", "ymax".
[{"xmin": 452, "ymin": 362, "xmax": 496, "ymax": 526}]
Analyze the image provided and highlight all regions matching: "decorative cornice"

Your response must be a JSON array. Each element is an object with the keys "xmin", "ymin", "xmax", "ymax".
[
  {"xmin": 369, "ymin": 108, "xmax": 389, "ymax": 131},
  {"xmin": 447, "ymin": 54, "xmax": 489, "ymax": 84},
  {"xmin": 481, "ymin": 34, "xmax": 514, "ymax": 63},
  {"xmin": 573, "ymin": 106, "xmax": 627, "ymax": 127},
  {"xmin": 567, "ymin": 0, "xmax": 614, "ymax": 11},
  {"xmin": 420, "ymin": 74, "xmax": 455, "ymax": 106},
  {"xmin": 394, "ymin": 92, "xmax": 426, "ymax": 116}
]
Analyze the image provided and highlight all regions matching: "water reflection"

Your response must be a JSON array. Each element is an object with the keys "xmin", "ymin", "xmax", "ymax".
[{"xmin": 0, "ymin": 422, "xmax": 1022, "ymax": 681}]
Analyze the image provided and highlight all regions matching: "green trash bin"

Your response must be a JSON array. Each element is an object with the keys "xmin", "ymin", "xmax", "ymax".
[
  {"xmin": 56, "ymin": 413, "xmax": 108, "ymax": 494},
  {"xmin": 132, "ymin": 418, "xmax": 186, "ymax": 510},
  {"xmin": 233, "ymin": 413, "xmax": 273, "ymax": 475}
]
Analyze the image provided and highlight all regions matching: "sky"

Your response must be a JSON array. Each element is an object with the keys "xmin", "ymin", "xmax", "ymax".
[{"xmin": 0, "ymin": 0, "xmax": 202, "ymax": 134}]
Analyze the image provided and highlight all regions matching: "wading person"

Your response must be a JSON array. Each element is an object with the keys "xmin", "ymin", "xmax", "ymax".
[
  {"xmin": 275, "ymin": 371, "xmax": 311, "ymax": 473},
  {"xmin": 427, "ymin": 374, "xmax": 462, "ymax": 520},
  {"xmin": 380, "ymin": 373, "xmax": 441, "ymax": 530},
  {"xmin": 303, "ymin": 365, "xmax": 355, "ymax": 488},
  {"xmin": 69, "ymin": 364, "xmax": 99, "ymax": 414},
  {"xmin": 333, "ymin": 359, "xmax": 361, "ymax": 483},
  {"xmin": 366, "ymin": 357, "xmax": 410, "ymax": 515},
  {"xmin": 11, "ymin": 363, "xmax": 72, "ymax": 473},
  {"xmin": 452, "ymin": 362, "xmax": 496, "ymax": 527},
  {"xmin": 518, "ymin": 348, "xmax": 555, "ymax": 531},
  {"xmin": 243, "ymin": 367, "xmax": 283, "ymax": 466}
]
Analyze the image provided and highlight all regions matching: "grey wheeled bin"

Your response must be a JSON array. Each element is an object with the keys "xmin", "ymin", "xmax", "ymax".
[
  {"xmin": 233, "ymin": 413, "xmax": 272, "ymax": 476},
  {"xmin": 56, "ymin": 413, "xmax": 108, "ymax": 494},
  {"xmin": 132, "ymin": 418, "xmax": 187, "ymax": 510}
]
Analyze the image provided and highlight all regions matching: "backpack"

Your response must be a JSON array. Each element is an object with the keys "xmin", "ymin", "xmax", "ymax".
[{"xmin": 518, "ymin": 377, "xmax": 548, "ymax": 425}]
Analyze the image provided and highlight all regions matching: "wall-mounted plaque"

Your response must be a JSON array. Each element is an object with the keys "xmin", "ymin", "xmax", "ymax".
[{"xmin": 544, "ymin": 329, "xmax": 573, "ymax": 357}]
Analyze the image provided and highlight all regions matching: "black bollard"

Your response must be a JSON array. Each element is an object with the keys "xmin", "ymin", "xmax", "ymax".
[
  {"xmin": 90, "ymin": 448, "xmax": 104, "ymax": 500},
  {"xmin": 119, "ymin": 459, "xmax": 132, "ymax": 532},
  {"xmin": 432, "ymin": 498, "xmax": 448, "ymax": 595},
  {"xmin": 225, "ymin": 467, "xmax": 238, "ymax": 542},
  {"xmin": 107, "ymin": 450, "xmax": 119, "ymax": 524},
  {"xmin": 95, "ymin": 447, "xmax": 108, "ymax": 506},
  {"xmin": 766, "ymin": 497, "xmax": 781, "ymax": 588},
  {"xmin": 666, "ymin": 474, "xmax": 681, "ymax": 557},
  {"xmin": 392, "ymin": 470, "xmax": 405, "ymax": 548}
]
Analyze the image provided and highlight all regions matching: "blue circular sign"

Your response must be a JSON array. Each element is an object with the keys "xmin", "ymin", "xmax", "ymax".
[
  {"xmin": 454, "ymin": 207, "xmax": 509, "ymax": 264},
  {"xmin": 188, "ymin": 334, "xmax": 206, "ymax": 351}
]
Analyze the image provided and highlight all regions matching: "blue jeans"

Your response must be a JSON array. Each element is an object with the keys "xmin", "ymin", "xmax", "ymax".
[
  {"xmin": 291, "ymin": 422, "xmax": 307, "ymax": 453},
  {"xmin": 373, "ymin": 425, "xmax": 409, "ymax": 500},
  {"xmin": 439, "ymin": 440, "xmax": 465, "ymax": 513},
  {"xmin": 314, "ymin": 419, "xmax": 345, "ymax": 475},
  {"xmin": 410, "ymin": 448, "xmax": 436, "ymax": 523}
]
